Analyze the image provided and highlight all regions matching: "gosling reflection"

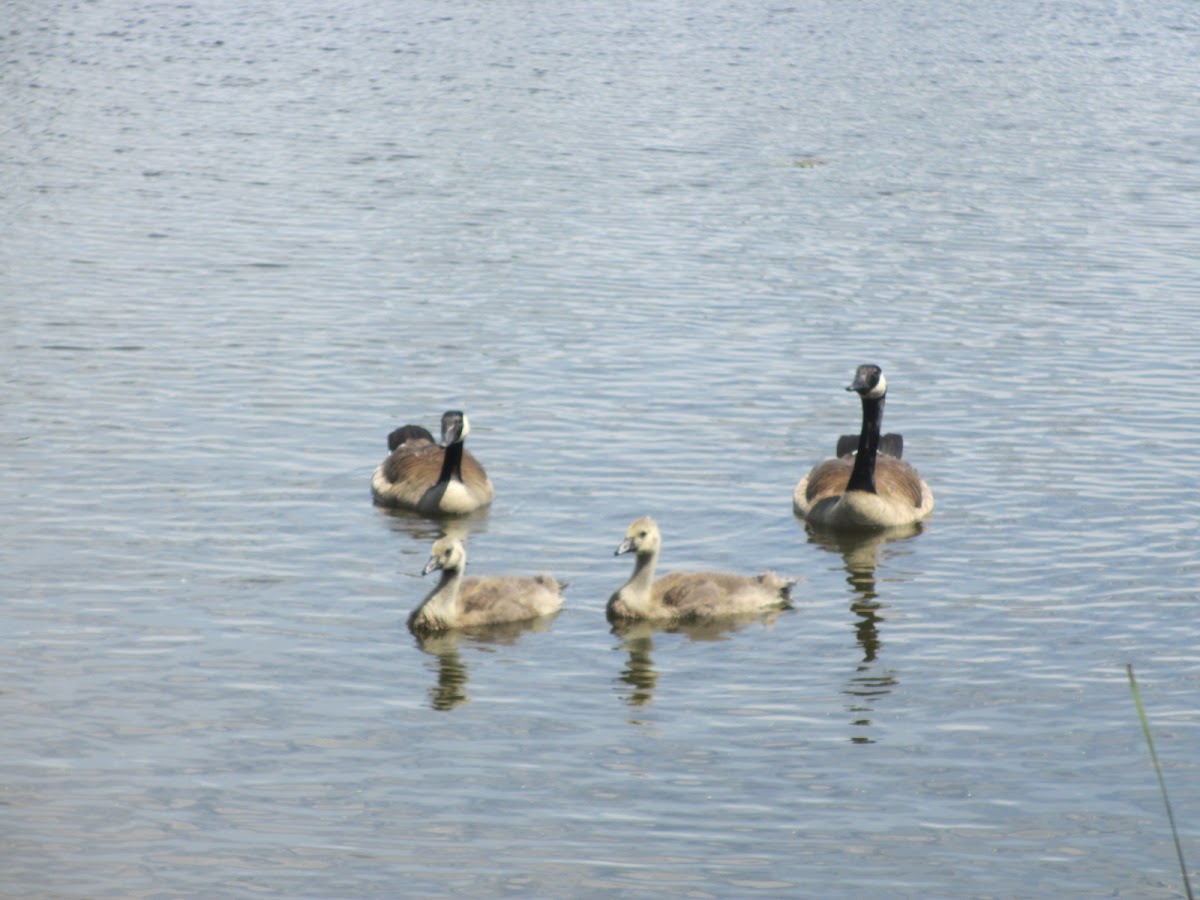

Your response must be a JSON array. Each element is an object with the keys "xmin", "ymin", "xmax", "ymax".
[
  {"xmin": 610, "ymin": 613, "xmax": 788, "ymax": 709},
  {"xmin": 614, "ymin": 623, "xmax": 658, "ymax": 708},
  {"xmin": 805, "ymin": 524, "xmax": 922, "ymax": 743},
  {"xmin": 413, "ymin": 631, "xmax": 470, "ymax": 711},
  {"xmin": 413, "ymin": 619, "xmax": 558, "ymax": 711}
]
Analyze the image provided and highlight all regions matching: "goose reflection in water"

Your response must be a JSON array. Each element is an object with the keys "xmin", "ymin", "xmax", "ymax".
[
  {"xmin": 804, "ymin": 523, "xmax": 923, "ymax": 743},
  {"xmin": 374, "ymin": 503, "xmax": 491, "ymax": 543},
  {"xmin": 413, "ymin": 618, "xmax": 558, "ymax": 711},
  {"xmin": 609, "ymin": 613, "xmax": 789, "ymax": 711}
]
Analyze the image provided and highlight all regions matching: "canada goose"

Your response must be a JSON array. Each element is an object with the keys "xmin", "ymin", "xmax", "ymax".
[
  {"xmin": 607, "ymin": 517, "xmax": 794, "ymax": 623},
  {"xmin": 408, "ymin": 536, "xmax": 566, "ymax": 633},
  {"xmin": 793, "ymin": 364, "xmax": 933, "ymax": 530},
  {"xmin": 372, "ymin": 410, "xmax": 495, "ymax": 516}
]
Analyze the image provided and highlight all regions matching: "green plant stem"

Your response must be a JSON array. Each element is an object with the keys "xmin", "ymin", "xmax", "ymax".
[{"xmin": 1127, "ymin": 663, "xmax": 1193, "ymax": 900}]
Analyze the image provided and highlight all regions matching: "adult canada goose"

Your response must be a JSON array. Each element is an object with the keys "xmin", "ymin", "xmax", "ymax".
[
  {"xmin": 409, "ymin": 535, "xmax": 566, "ymax": 633},
  {"xmin": 607, "ymin": 517, "xmax": 795, "ymax": 624},
  {"xmin": 371, "ymin": 410, "xmax": 495, "ymax": 516},
  {"xmin": 793, "ymin": 364, "xmax": 934, "ymax": 530}
]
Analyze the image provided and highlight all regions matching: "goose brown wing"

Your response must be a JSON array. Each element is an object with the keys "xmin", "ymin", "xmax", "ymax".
[
  {"xmin": 804, "ymin": 457, "xmax": 853, "ymax": 504},
  {"xmin": 458, "ymin": 449, "xmax": 493, "ymax": 492},
  {"xmin": 874, "ymin": 456, "xmax": 926, "ymax": 508},
  {"xmin": 381, "ymin": 442, "xmax": 443, "ymax": 487}
]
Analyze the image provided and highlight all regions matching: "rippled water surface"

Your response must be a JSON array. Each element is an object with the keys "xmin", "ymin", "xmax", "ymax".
[{"xmin": 3, "ymin": 0, "xmax": 1199, "ymax": 896}]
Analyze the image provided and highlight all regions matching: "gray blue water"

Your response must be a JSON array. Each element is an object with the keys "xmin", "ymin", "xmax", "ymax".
[{"xmin": 3, "ymin": 0, "xmax": 1199, "ymax": 895}]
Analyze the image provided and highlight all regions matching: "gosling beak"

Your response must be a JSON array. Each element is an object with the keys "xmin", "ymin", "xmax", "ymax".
[
  {"xmin": 422, "ymin": 556, "xmax": 442, "ymax": 576},
  {"xmin": 615, "ymin": 538, "xmax": 634, "ymax": 556}
]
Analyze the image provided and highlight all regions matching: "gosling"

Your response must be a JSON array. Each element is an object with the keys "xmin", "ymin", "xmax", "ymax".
[
  {"xmin": 409, "ymin": 536, "xmax": 565, "ymax": 633},
  {"xmin": 607, "ymin": 517, "xmax": 794, "ymax": 624}
]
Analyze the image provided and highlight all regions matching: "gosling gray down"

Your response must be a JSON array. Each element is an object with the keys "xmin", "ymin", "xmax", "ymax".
[
  {"xmin": 607, "ymin": 517, "xmax": 794, "ymax": 624},
  {"xmin": 372, "ymin": 410, "xmax": 495, "ymax": 516},
  {"xmin": 408, "ymin": 536, "xmax": 566, "ymax": 633},
  {"xmin": 793, "ymin": 364, "xmax": 933, "ymax": 530}
]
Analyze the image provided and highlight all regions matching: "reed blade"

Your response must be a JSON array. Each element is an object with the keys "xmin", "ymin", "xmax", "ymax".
[{"xmin": 1127, "ymin": 663, "xmax": 1194, "ymax": 900}]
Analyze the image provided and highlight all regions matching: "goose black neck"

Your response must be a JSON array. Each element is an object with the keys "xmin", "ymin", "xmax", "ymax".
[
  {"xmin": 846, "ymin": 393, "xmax": 885, "ymax": 494},
  {"xmin": 438, "ymin": 440, "xmax": 464, "ymax": 485}
]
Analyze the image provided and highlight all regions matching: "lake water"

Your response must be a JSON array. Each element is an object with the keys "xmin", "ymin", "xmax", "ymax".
[{"xmin": 2, "ymin": 0, "xmax": 1198, "ymax": 896}]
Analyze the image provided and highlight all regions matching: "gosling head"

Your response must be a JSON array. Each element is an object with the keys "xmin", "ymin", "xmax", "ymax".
[
  {"xmin": 615, "ymin": 516, "xmax": 661, "ymax": 557},
  {"xmin": 423, "ymin": 536, "xmax": 467, "ymax": 576},
  {"xmin": 846, "ymin": 364, "xmax": 887, "ymax": 400},
  {"xmin": 440, "ymin": 410, "xmax": 470, "ymax": 446}
]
